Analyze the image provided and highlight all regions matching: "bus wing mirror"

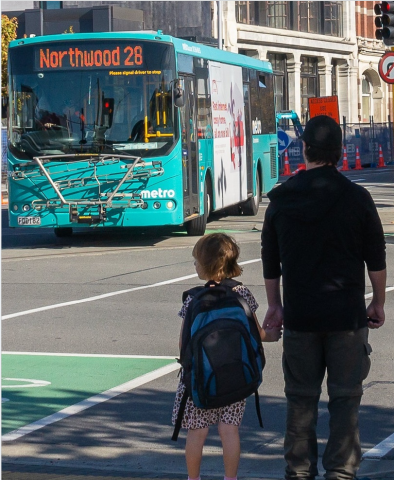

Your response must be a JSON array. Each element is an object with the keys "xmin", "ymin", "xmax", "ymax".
[{"xmin": 173, "ymin": 79, "xmax": 184, "ymax": 108}]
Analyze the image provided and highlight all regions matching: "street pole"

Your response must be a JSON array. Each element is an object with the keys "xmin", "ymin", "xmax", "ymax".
[
  {"xmin": 217, "ymin": 1, "xmax": 223, "ymax": 50},
  {"xmin": 389, "ymin": 47, "xmax": 394, "ymax": 163}
]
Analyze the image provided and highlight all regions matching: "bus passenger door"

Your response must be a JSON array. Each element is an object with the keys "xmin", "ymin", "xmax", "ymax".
[
  {"xmin": 179, "ymin": 76, "xmax": 199, "ymax": 218},
  {"xmin": 243, "ymin": 83, "xmax": 253, "ymax": 195}
]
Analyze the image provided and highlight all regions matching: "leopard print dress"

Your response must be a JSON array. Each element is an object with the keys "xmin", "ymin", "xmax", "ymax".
[{"xmin": 171, "ymin": 284, "xmax": 259, "ymax": 430}]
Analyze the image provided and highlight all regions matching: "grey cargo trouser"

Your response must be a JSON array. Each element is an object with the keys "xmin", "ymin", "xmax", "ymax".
[{"xmin": 282, "ymin": 327, "xmax": 371, "ymax": 480}]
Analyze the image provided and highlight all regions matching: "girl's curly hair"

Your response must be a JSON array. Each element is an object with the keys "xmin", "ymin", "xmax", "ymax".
[{"xmin": 192, "ymin": 233, "xmax": 243, "ymax": 280}]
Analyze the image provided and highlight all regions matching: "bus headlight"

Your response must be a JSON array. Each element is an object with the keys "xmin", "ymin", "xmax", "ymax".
[
  {"xmin": 153, "ymin": 202, "xmax": 161, "ymax": 209},
  {"xmin": 166, "ymin": 201, "xmax": 175, "ymax": 210},
  {"xmin": 22, "ymin": 204, "xmax": 31, "ymax": 212},
  {"xmin": 13, "ymin": 204, "xmax": 19, "ymax": 211}
]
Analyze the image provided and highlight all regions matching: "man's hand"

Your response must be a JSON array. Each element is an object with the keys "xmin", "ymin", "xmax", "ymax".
[
  {"xmin": 262, "ymin": 325, "xmax": 283, "ymax": 342},
  {"xmin": 262, "ymin": 305, "xmax": 284, "ymax": 330},
  {"xmin": 366, "ymin": 302, "xmax": 385, "ymax": 329}
]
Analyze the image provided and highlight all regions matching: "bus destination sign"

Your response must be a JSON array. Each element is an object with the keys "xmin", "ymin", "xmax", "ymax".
[{"xmin": 36, "ymin": 44, "xmax": 144, "ymax": 71}]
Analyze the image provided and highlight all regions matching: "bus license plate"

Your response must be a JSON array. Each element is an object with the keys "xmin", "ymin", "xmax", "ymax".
[{"xmin": 17, "ymin": 217, "xmax": 41, "ymax": 226}]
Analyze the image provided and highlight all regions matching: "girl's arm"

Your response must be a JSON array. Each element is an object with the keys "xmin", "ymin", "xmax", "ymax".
[
  {"xmin": 254, "ymin": 311, "xmax": 282, "ymax": 342},
  {"xmin": 179, "ymin": 318, "xmax": 185, "ymax": 351},
  {"xmin": 253, "ymin": 311, "xmax": 263, "ymax": 336}
]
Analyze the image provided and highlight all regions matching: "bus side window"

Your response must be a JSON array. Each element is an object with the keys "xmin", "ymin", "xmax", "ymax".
[{"xmin": 261, "ymin": 73, "xmax": 275, "ymax": 134}]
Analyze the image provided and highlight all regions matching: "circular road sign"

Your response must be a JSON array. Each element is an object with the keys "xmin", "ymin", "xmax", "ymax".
[
  {"xmin": 277, "ymin": 128, "xmax": 293, "ymax": 154},
  {"xmin": 378, "ymin": 52, "xmax": 394, "ymax": 84}
]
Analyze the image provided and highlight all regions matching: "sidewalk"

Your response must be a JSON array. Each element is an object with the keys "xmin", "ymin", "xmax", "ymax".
[{"xmin": 3, "ymin": 460, "xmax": 394, "ymax": 480}]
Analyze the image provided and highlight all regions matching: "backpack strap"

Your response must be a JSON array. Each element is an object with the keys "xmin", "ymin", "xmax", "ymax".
[
  {"xmin": 182, "ymin": 285, "xmax": 204, "ymax": 303},
  {"xmin": 220, "ymin": 278, "xmax": 242, "ymax": 288},
  {"xmin": 254, "ymin": 391, "xmax": 264, "ymax": 428},
  {"xmin": 171, "ymin": 388, "xmax": 188, "ymax": 441}
]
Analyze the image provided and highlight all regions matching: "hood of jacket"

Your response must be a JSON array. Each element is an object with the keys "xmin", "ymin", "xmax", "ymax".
[{"xmin": 267, "ymin": 166, "xmax": 350, "ymax": 222}]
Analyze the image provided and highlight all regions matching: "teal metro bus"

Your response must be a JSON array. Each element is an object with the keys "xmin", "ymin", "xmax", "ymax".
[{"xmin": 7, "ymin": 31, "xmax": 278, "ymax": 236}]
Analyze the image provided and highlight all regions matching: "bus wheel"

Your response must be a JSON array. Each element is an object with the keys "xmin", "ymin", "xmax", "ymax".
[
  {"xmin": 242, "ymin": 172, "xmax": 261, "ymax": 216},
  {"xmin": 54, "ymin": 227, "xmax": 73, "ymax": 237},
  {"xmin": 185, "ymin": 181, "xmax": 211, "ymax": 236}
]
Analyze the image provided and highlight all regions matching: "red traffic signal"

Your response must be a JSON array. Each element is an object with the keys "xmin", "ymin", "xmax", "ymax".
[
  {"xmin": 375, "ymin": 2, "xmax": 394, "ymax": 44},
  {"xmin": 381, "ymin": 1, "xmax": 394, "ymax": 12},
  {"xmin": 101, "ymin": 98, "xmax": 114, "ymax": 127}
]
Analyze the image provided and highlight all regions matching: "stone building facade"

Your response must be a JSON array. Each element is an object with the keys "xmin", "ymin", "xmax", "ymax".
[
  {"xmin": 2, "ymin": 1, "xmax": 391, "ymax": 124},
  {"xmin": 218, "ymin": 1, "xmax": 390, "ymax": 124}
]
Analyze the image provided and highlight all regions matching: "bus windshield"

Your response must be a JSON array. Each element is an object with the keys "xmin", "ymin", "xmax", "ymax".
[{"xmin": 8, "ymin": 39, "xmax": 177, "ymax": 160}]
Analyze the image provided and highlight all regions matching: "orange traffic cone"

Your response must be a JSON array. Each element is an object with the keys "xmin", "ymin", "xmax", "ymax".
[
  {"xmin": 354, "ymin": 146, "xmax": 363, "ymax": 170},
  {"xmin": 340, "ymin": 146, "xmax": 349, "ymax": 171},
  {"xmin": 282, "ymin": 150, "xmax": 292, "ymax": 176},
  {"xmin": 292, "ymin": 163, "xmax": 306, "ymax": 175},
  {"xmin": 377, "ymin": 145, "xmax": 385, "ymax": 168}
]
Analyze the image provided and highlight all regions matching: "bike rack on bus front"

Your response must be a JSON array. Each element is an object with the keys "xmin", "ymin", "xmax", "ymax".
[{"xmin": 11, "ymin": 153, "xmax": 164, "ymax": 224}]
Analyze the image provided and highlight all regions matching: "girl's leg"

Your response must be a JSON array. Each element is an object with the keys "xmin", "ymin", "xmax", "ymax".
[
  {"xmin": 185, "ymin": 427, "xmax": 209, "ymax": 479},
  {"xmin": 218, "ymin": 423, "xmax": 240, "ymax": 478}
]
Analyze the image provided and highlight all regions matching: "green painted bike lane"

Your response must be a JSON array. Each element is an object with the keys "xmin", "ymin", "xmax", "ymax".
[{"xmin": 1, "ymin": 353, "xmax": 176, "ymax": 436}]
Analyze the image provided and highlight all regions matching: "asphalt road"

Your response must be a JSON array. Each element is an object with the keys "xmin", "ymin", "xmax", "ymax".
[{"xmin": 1, "ymin": 167, "xmax": 394, "ymax": 480}]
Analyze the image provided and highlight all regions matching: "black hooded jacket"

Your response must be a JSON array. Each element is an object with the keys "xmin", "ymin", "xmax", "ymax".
[{"xmin": 261, "ymin": 166, "xmax": 386, "ymax": 332}]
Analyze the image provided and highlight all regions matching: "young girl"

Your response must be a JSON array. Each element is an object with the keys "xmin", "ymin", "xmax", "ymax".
[{"xmin": 172, "ymin": 233, "xmax": 282, "ymax": 480}]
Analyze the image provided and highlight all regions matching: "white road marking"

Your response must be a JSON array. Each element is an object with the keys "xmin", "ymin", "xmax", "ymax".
[
  {"xmin": 1, "ymin": 361, "xmax": 179, "ymax": 442},
  {"xmin": 2, "ymin": 378, "xmax": 51, "ymax": 388},
  {"xmin": 2, "ymin": 352, "xmax": 175, "ymax": 359},
  {"xmin": 363, "ymin": 433, "xmax": 394, "ymax": 459},
  {"xmin": 364, "ymin": 286, "xmax": 394, "ymax": 299},
  {"xmin": 1, "ymin": 259, "xmax": 261, "ymax": 321},
  {"xmin": 2, "ymin": 261, "xmax": 392, "ymax": 321}
]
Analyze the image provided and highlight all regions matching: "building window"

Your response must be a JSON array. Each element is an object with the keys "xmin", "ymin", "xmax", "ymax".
[
  {"xmin": 264, "ymin": 2, "xmax": 290, "ymax": 29},
  {"xmin": 324, "ymin": 2, "xmax": 342, "ymax": 36},
  {"xmin": 298, "ymin": 1, "xmax": 320, "ymax": 33},
  {"xmin": 236, "ymin": 1, "xmax": 257, "ymax": 25},
  {"xmin": 39, "ymin": 1, "xmax": 63, "ymax": 8},
  {"xmin": 332, "ymin": 61, "xmax": 338, "ymax": 96},
  {"xmin": 361, "ymin": 76, "xmax": 371, "ymax": 123},
  {"xmin": 236, "ymin": 2, "xmax": 342, "ymax": 36},
  {"xmin": 301, "ymin": 56, "xmax": 319, "ymax": 122},
  {"xmin": 268, "ymin": 53, "xmax": 287, "ymax": 111}
]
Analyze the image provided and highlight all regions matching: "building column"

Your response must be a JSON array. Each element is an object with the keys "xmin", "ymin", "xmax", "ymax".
[
  {"xmin": 256, "ymin": 46, "xmax": 268, "ymax": 61},
  {"xmin": 318, "ymin": 61, "xmax": 333, "ymax": 97},
  {"xmin": 223, "ymin": 2, "xmax": 238, "ymax": 53},
  {"xmin": 287, "ymin": 55, "xmax": 302, "ymax": 117},
  {"xmin": 338, "ymin": 62, "xmax": 352, "ymax": 122},
  {"xmin": 348, "ymin": 64, "xmax": 359, "ymax": 123}
]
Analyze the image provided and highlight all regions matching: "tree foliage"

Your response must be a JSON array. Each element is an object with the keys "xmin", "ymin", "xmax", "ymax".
[{"xmin": 2, "ymin": 15, "xmax": 18, "ymax": 96}]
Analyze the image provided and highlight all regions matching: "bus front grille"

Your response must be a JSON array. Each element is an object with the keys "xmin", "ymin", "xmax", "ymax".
[{"xmin": 270, "ymin": 146, "xmax": 277, "ymax": 179}]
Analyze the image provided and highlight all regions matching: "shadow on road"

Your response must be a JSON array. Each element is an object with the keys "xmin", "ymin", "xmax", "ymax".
[{"xmin": 2, "ymin": 382, "xmax": 394, "ymax": 478}]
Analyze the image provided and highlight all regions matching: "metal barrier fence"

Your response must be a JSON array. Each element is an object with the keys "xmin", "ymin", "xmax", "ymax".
[
  {"xmin": 279, "ymin": 121, "xmax": 394, "ymax": 174},
  {"xmin": 1, "ymin": 124, "xmax": 393, "ymax": 185}
]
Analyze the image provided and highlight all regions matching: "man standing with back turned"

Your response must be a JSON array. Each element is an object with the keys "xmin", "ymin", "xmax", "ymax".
[{"xmin": 261, "ymin": 115, "xmax": 386, "ymax": 480}]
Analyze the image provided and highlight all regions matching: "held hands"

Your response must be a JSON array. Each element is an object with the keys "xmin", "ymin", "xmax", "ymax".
[
  {"xmin": 262, "ymin": 325, "xmax": 283, "ymax": 342},
  {"xmin": 262, "ymin": 305, "xmax": 284, "ymax": 330},
  {"xmin": 260, "ymin": 304, "xmax": 284, "ymax": 342}
]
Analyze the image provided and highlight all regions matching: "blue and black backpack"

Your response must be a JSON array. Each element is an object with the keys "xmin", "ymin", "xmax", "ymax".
[{"xmin": 172, "ymin": 278, "xmax": 266, "ymax": 441}]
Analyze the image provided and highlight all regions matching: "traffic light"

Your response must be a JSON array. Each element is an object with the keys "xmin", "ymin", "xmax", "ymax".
[
  {"xmin": 102, "ymin": 98, "xmax": 114, "ymax": 127},
  {"xmin": 375, "ymin": 2, "xmax": 394, "ymax": 45}
]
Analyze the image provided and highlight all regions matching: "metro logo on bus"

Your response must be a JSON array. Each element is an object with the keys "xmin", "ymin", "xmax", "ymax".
[
  {"xmin": 140, "ymin": 188, "xmax": 175, "ymax": 199},
  {"xmin": 36, "ymin": 45, "xmax": 143, "ymax": 71}
]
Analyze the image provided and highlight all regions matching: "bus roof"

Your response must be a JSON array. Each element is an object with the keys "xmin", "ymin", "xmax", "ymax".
[{"xmin": 10, "ymin": 30, "xmax": 272, "ymax": 73}]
